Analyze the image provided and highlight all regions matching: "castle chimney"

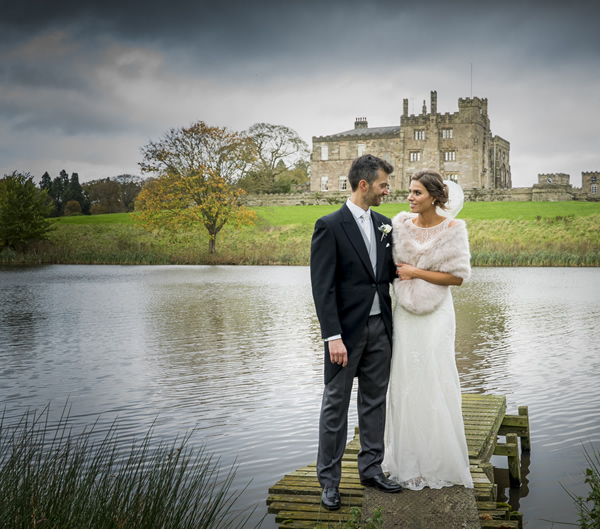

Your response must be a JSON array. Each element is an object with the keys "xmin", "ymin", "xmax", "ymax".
[
  {"xmin": 431, "ymin": 90, "xmax": 437, "ymax": 114},
  {"xmin": 403, "ymin": 98, "xmax": 408, "ymax": 117},
  {"xmin": 354, "ymin": 117, "xmax": 368, "ymax": 129},
  {"xmin": 422, "ymin": 100, "xmax": 427, "ymax": 115}
]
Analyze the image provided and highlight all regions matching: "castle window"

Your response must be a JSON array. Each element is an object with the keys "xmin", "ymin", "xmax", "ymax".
[
  {"xmin": 339, "ymin": 176, "xmax": 348, "ymax": 191},
  {"xmin": 592, "ymin": 185, "xmax": 597, "ymax": 194},
  {"xmin": 321, "ymin": 176, "xmax": 329, "ymax": 191},
  {"xmin": 414, "ymin": 130, "xmax": 425, "ymax": 140},
  {"xmin": 444, "ymin": 150, "xmax": 456, "ymax": 161},
  {"xmin": 447, "ymin": 174, "xmax": 459, "ymax": 183},
  {"xmin": 357, "ymin": 144, "xmax": 366, "ymax": 157},
  {"xmin": 442, "ymin": 128, "xmax": 453, "ymax": 139},
  {"xmin": 592, "ymin": 176, "xmax": 597, "ymax": 184},
  {"xmin": 321, "ymin": 145, "xmax": 328, "ymax": 161},
  {"xmin": 409, "ymin": 151, "xmax": 421, "ymax": 162}
]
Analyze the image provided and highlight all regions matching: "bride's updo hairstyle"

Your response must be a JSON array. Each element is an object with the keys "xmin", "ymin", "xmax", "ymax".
[{"xmin": 411, "ymin": 169, "xmax": 449, "ymax": 210}]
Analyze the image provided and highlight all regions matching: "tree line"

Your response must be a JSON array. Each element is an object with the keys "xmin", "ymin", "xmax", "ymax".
[
  {"xmin": 39, "ymin": 171, "xmax": 145, "ymax": 217},
  {"xmin": 1, "ymin": 121, "xmax": 310, "ymax": 252}
]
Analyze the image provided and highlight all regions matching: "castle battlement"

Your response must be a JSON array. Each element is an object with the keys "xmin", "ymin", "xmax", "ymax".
[{"xmin": 458, "ymin": 97, "xmax": 487, "ymax": 106}]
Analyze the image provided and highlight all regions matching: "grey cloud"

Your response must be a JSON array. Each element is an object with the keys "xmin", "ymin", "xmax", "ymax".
[
  {"xmin": 2, "ymin": 1, "xmax": 598, "ymax": 73},
  {"xmin": 0, "ymin": 0, "xmax": 598, "ymax": 184}
]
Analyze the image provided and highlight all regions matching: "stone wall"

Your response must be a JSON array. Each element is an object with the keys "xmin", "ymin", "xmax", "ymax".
[{"xmin": 240, "ymin": 185, "xmax": 599, "ymax": 207}]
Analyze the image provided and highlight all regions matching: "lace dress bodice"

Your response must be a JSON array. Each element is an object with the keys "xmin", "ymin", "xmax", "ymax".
[{"xmin": 406, "ymin": 216, "xmax": 451, "ymax": 245}]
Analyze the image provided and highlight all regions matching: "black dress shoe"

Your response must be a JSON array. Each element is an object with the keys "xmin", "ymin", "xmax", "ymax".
[
  {"xmin": 360, "ymin": 473, "xmax": 403, "ymax": 493},
  {"xmin": 321, "ymin": 486, "xmax": 341, "ymax": 510}
]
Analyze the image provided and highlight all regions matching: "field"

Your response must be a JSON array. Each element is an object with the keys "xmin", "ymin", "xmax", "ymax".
[
  {"xmin": 56, "ymin": 200, "xmax": 600, "ymax": 226},
  {"xmin": 2, "ymin": 201, "xmax": 599, "ymax": 266}
]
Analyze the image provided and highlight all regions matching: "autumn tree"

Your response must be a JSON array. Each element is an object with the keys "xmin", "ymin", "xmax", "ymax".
[
  {"xmin": 238, "ymin": 123, "xmax": 310, "ymax": 193},
  {"xmin": 0, "ymin": 171, "xmax": 54, "ymax": 249},
  {"xmin": 64, "ymin": 200, "xmax": 82, "ymax": 216},
  {"xmin": 134, "ymin": 121, "xmax": 257, "ymax": 253}
]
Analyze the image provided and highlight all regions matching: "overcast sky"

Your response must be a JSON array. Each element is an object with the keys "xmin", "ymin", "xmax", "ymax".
[{"xmin": 1, "ymin": 0, "xmax": 598, "ymax": 187}]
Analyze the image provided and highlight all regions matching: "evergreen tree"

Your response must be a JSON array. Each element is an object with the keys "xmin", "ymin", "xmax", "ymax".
[
  {"xmin": 49, "ymin": 170, "xmax": 70, "ymax": 216},
  {"xmin": 64, "ymin": 172, "xmax": 90, "ymax": 215},
  {"xmin": 40, "ymin": 172, "xmax": 52, "ymax": 192},
  {"xmin": 39, "ymin": 171, "xmax": 57, "ymax": 215}
]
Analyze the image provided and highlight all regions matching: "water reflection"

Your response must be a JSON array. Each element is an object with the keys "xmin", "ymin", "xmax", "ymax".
[{"xmin": 1, "ymin": 265, "xmax": 599, "ymax": 528}]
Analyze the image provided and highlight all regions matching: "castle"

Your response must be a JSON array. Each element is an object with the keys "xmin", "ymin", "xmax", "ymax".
[{"xmin": 310, "ymin": 90, "xmax": 511, "ymax": 192}]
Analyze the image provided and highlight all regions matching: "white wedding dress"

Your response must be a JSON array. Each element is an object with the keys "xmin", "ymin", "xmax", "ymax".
[{"xmin": 383, "ymin": 219, "xmax": 473, "ymax": 490}]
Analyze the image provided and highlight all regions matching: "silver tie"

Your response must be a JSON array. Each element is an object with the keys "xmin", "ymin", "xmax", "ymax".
[{"xmin": 362, "ymin": 212, "xmax": 371, "ymax": 243}]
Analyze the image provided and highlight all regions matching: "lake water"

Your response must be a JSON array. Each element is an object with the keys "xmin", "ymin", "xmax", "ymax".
[{"xmin": 1, "ymin": 265, "xmax": 599, "ymax": 528}]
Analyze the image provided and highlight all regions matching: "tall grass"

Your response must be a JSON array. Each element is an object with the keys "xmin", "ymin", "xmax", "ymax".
[
  {"xmin": 1, "ymin": 206, "xmax": 598, "ymax": 267},
  {"xmin": 565, "ymin": 444, "xmax": 600, "ymax": 529},
  {"xmin": 0, "ymin": 406, "xmax": 261, "ymax": 529}
]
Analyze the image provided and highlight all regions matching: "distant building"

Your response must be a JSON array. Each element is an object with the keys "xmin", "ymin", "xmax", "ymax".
[
  {"xmin": 582, "ymin": 171, "xmax": 599, "ymax": 197},
  {"xmin": 533, "ymin": 173, "xmax": 574, "ymax": 201},
  {"xmin": 311, "ymin": 91, "xmax": 511, "ymax": 192}
]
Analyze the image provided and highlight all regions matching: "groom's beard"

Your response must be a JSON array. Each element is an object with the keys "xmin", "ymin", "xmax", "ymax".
[{"xmin": 365, "ymin": 187, "xmax": 385, "ymax": 207}]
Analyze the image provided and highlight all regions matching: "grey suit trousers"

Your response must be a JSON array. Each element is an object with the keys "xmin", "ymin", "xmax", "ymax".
[{"xmin": 316, "ymin": 314, "xmax": 392, "ymax": 488}]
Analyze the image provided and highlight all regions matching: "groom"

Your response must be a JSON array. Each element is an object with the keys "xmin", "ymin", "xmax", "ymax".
[{"xmin": 310, "ymin": 154, "xmax": 402, "ymax": 511}]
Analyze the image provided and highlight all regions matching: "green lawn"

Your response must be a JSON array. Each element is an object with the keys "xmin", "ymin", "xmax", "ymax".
[
  {"xmin": 4, "ymin": 200, "xmax": 595, "ymax": 267},
  {"xmin": 55, "ymin": 213, "xmax": 134, "ymax": 225},
  {"xmin": 56, "ymin": 201, "xmax": 600, "ymax": 227}
]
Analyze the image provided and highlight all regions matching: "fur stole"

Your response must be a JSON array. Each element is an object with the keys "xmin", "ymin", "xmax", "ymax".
[{"xmin": 392, "ymin": 211, "xmax": 471, "ymax": 315}]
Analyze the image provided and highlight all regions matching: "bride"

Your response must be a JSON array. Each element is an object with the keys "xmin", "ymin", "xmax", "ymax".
[{"xmin": 383, "ymin": 169, "xmax": 473, "ymax": 490}]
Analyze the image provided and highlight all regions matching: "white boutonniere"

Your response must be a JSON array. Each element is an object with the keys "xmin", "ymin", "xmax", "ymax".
[{"xmin": 378, "ymin": 223, "xmax": 392, "ymax": 241}]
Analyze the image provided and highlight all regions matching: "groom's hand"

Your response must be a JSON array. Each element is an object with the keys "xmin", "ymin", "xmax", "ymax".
[{"xmin": 329, "ymin": 339, "xmax": 348, "ymax": 367}]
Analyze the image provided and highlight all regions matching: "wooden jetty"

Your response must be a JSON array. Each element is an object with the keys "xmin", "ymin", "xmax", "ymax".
[{"xmin": 267, "ymin": 394, "xmax": 530, "ymax": 529}]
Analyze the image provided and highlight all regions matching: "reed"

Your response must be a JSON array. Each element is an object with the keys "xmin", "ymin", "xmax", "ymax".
[{"xmin": 0, "ymin": 406, "xmax": 261, "ymax": 529}]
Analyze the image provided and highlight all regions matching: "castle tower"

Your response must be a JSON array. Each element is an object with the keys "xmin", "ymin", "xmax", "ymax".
[
  {"xmin": 582, "ymin": 171, "xmax": 599, "ymax": 197},
  {"xmin": 431, "ymin": 91, "xmax": 437, "ymax": 115}
]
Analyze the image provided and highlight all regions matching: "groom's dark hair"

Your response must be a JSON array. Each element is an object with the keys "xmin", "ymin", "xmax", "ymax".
[{"xmin": 348, "ymin": 155, "xmax": 394, "ymax": 191}]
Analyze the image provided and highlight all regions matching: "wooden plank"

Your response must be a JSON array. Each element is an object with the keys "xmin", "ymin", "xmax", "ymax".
[
  {"xmin": 494, "ymin": 442, "xmax": 518, "ymax": 457},
  {"xmin": 270, "ymin": 499, "xmax": 362, "ymax": 514},
  {"xmin": 501, "ymin": 415, "xmax": 529, "ymax": 428},
  {"xmin": 480, "ymin": 521, "xmax": 520, "ymax": 529},
  {"xmin": 268, "ymin": 495, "xmax": 363, "ymax": 509},
  {"xmin": 275, "ymin": 508, "xmax": 355, "ymax": 523}
]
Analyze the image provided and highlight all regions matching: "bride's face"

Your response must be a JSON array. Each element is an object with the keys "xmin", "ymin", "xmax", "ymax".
[{"xmin": 408, "ymin": 180, "xmax": 434, "ymax": 214}]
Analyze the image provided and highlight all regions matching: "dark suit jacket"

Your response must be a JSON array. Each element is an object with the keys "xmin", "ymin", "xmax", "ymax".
[{"xmin": 310, "ymin": 203, "xmax": 396, "ymax": 384}]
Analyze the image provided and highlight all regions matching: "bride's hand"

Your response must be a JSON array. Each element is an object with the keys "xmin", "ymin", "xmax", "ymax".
[{"xmin": 396, "ymin": 263, "xmax": 418, "ymax": 280}]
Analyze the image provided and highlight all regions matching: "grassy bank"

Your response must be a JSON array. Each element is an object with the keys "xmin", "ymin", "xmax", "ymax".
[{"xmin": 1, "ymin": 202, "xmax": 599, "ymax": 266}]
